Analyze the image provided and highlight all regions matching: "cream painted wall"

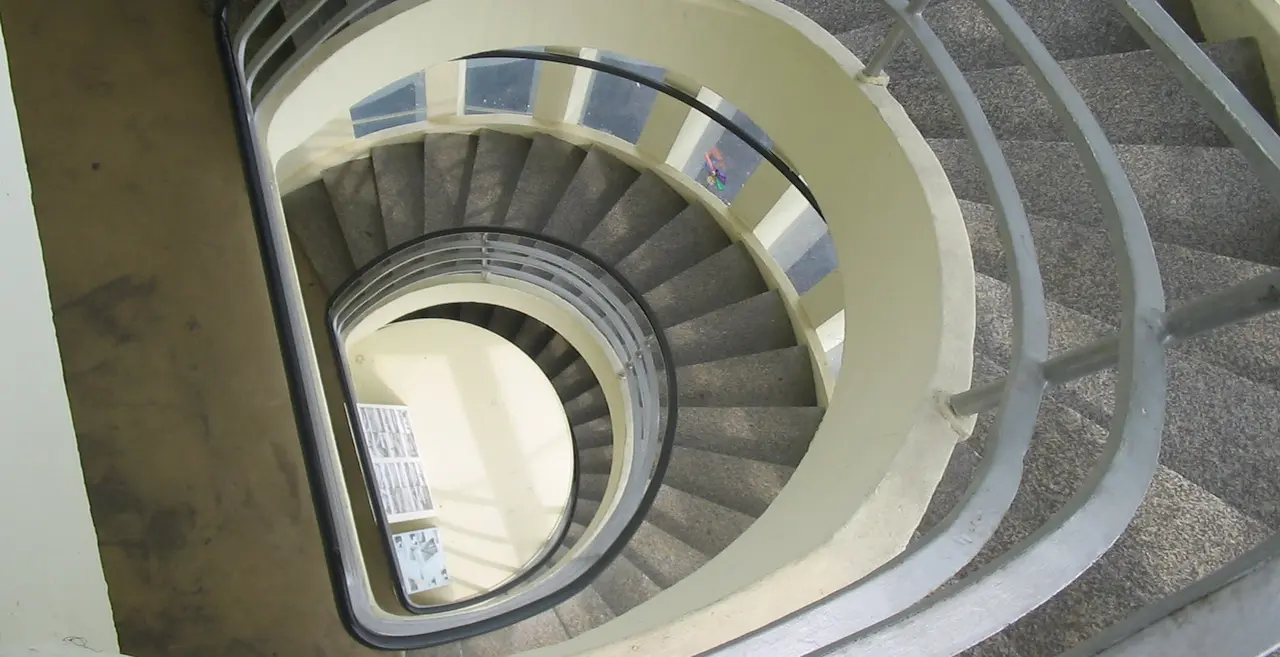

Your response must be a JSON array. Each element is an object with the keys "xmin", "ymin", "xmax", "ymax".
[
  {"xmin": 347, "ymin": 318, "xmax": 575, "ymax": 603},
  {"xmin": 0, "ymin": 23, "xmax": 120, "ymax": 657}
]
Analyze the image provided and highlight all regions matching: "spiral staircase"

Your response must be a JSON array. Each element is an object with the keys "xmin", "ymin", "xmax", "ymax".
[{"xmin": 213, "ymin": 0, "xmax": 1280, "ymax": 655}]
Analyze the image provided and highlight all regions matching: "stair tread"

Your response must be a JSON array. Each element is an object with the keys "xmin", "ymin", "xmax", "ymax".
[
  {"xmin": 961, "ymin": 199, "xmax": 1280, "ymax": 390},
  {"xmin": 554, "ymin": 359, "xmax": 600, "ymax": 402},
  {"xmin": 422, "ymin": 133, "xmax": 476, "ymax": 233},
  {"xmin": 890, "ymin": 40, "xmax": 1272, "ymax": 146},
  {"xmin": 776, "ymin": 0, "xmax": 894, "ymax": 34},
  {"xmin": 459, "ymin": 609, "xmax": 567, "ymax": 657},
  {"xmin": 673, "ymin": 406, "xmax": 822, "ymax": 467},
  {"xmin": 590, "ymin": 550, "xmax": 663, "ymax": 616},
  {"xmin": 511, "ymin": 316, "xmax": 555, "ymax": 358},
  {"xmin": 975, "ymin": 273, "xmax": 1280, "ymax": 528},
  {"xmin": 645, "ymin": 485, "xmax": 756, "ymax": 557},
  {"xmin": 662, "ymin": 446, "xmax": 794, "ymax": 517},
  {"xmin": 553, "ymin": 583, "xmax": 615, "ymax": 638},
  {"xmin": 487, "ymin": 306, "xmax": 525, "ymax": 340},
  {"xmin": 665, "ymin": 291, "xmax": 797, "ymax": 367},
  {"xmin": 930, "ymin": 138, "xmax": 1280, "ymax": 266},
  {"xmin": 642, "ymin": 243, "xmax": 768, "ymax": 328},
  {"xmin": 535, "ymin": 335, "xmax": 580, "ymax": 380},
  {"xmin": 962, "ymin": 353, "xmax": 1270, "ymax": 656},
  {"xmin": 322, "ymin": 158, "xmax": 387, "ymax": 267},
  {"xmin": 571, "ymin": 416, "xmax": 613, "ymax": 451},
  {"xmin": 616, "ymin": 204, "xmax": 732, "ymax": 293},
  {"xmin": 837, "ymin": 0, "xmax": 1147, "ymax": 80},
  {"xmin": 676, "ymin": 346, "xmax": 818, "ymax": 407},
  {"xmin": 542, "ymin": 147, "xmax": 639, "ymax": 245},
  {"xmin": 282, "ymin": 180, "xmax": 355, "ymax": 292},
  {"xmin": 621, "ymin": 520, "xmax": 709, "ymax": 589},
  {"xmin": 504, "ymin": 134, "xmax": 587, "ymax": 232},
  {"xmin": 578, "ymin": 445, "xmax": 613, "ymax": 476},
  {"xmin": 463, "ymin": 130, "xmax": 531, "ymax": 227},
  {"xmin": 371, "ymin": 141, "xmax": 426, "ymax": 248},
  {"xmin": 565, "ymin": 386, "xmax": 609, "ymax": 426},
  {"xmin": 580, "ymin": 170, "xmax": 688, "ymax": 265}
]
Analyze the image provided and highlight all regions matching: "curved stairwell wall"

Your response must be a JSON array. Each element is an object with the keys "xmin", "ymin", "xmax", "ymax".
[{"xmin": 255, "ymin": 0, "xmax": 976, "ymax": 653}]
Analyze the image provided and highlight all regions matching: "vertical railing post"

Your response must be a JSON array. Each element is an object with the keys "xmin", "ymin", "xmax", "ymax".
[{"xmin": 859, "ymin": 0, "xmax": 936, "ymax": 80}]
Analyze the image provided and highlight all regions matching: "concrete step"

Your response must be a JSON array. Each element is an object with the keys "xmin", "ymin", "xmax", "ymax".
[
  {"xmin": 616, "ymin": 204, "xmax": 731, "ymax": 293},
  {"xmin": 836, "ymin": 0, "xmax": 1147, "ymax": 80},
  {"xmin": 422, "ymin": 133, "xmax": 476, "ymax": 233},
  {"xmin": 578, "ymin": 473, "xmax": 610, "ymax": 501},
  {"xmin": 571, "ymin": 416, "xmax": 614, "ymax": 451},
  {"xmin": 542, "ymin": 147, "xmax": 638, "ymax": 245},
  {"xmin": 961, "ymin": 199, "xmax": 1280, "ymax": 389},
  {"xmin": 974, "ymin": 274, "xmax": 1280, "ymax": 528},
  {"xmin": 622, "ymin": 521, "xmax": 709, "ymax": 589},
  {"xmin": 676, "ymin": 346, "xmax": 818, "ymax": 407},
  {"xmin": 458, "ymin": 609, "xmax": 567, "ymax": 657},
  {"xmin": 643, "ymin": 243, "xmax": 768, "ymax": 328},
  {"xmin": 511, "ymin": 316, "xmax": 555, "ymax": 358},
  {"xmin": 961, "ymin": 353, "xmax": 1270, "ymax": 656},
  {"xmin": 591, "ymin": 552, "xmax": 664, "ymax": 617},
  {"xmin": 535, "ymin": 334, "xmax": 580, "ymax": 379},
  {"xmin": 645, "ymin": 485, "xmax": 756, "ymax": 556},
  {"xmin": 371, "ymin": 141, "xmax": 426, "ymax": 248},
  {"xmin": 572, "ymin": 498, "xmax": 601, "ymax": 528},
  {"xmin": 487, "ymin": 306, "xmax": 525, "ymax": 340},
  {"xmin": 930, "ymin": 138, "xmax": 1280, "ymax": 266},
  {"xmin": 322, "ymin": 157, "xmax": 386, "ymax": 267},
  {"xmin": 673, "ymin": 406, "xmax": 822, "ymax": 467},
  {"xmin": 504, "ymin": 134, "xmax": 587, "ymax": 232},
  {"xmin": 565, "ymin": 386, "xmax": 609, "ymax": 426},
  {"xmin": 409, "ymin": 641, "xmax": 462, "ymax": 657},
  {"xmin": 463, "ymin": 130, "xmax": 531, "ymax": 227},
  {"xmin": 890, "ymin": 41, "xmax": 1271, "ymax": 146},
  {"xmin": 665, "ymin": 291, "xmax": 797, "ymax": 367},
  {"xmin": 578, "ymin": 445, "xmax": 612, "ymax": 475},
  {"xmin": 552, "ymin": 584, "xmax": 615, "ymax": 637},
  {"xmin": 554, "ymin": 359, "xmax": 599, "ymax": 402},
  {"xmin": 282, "ymin": 180, "xmax": 354, "ymax": 292},
  {"xmin": 777, "ymin": 0, "xmax": 896, "ymax": 34},
  {"xmin": 662, "ymin": 446, "xmax": 794, "ymax": 517},
  {"xmin": 580, "ymin": 170, "xmax": 688, "ymax": 265}
]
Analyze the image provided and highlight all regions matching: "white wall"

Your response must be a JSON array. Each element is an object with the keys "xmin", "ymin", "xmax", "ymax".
[{"xmin": 0, "ymin": 22, "xmax": 120, "ymax": 657}]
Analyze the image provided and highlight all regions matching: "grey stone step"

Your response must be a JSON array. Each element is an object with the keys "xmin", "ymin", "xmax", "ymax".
[
  {"xmin": 676, "ymin": 347, "xmax": 818, "ymax": 407},
  {"xmin": 962, "ymin": 354, "xmax": 1269, "ymax": 656},
  {"xmin": 535, "ymin": 335, "xmax": 580, "ymax": 380},
  {"xmin": 643, "ymin": 243, "xmax": 768, "ymax": 328},
  {"xmin": 408, "ymin": 642, "xmax": 462, "ymax": 657},
  {"xmin": 457, "ymin": 303, "xmax": 491, "ymax": 328},
  {"xmin": 552, "ymin": 584, "xmax": 615, "ymax": 638},
  {"xmin": 463, "ymin": 130, "xmax": 531, "ymax": 227},
  {"xmin": 562, "ymin": 520, "xmax": 587, "ymax": 548},
  {"xmin": 890, "ymin": 41, "xmax": 1271, "ymax": 146},
  {"xmin": 504, "ymin": 134, "xmax": 587, "ymax": 232},
  {"xmin": 645, "ymin": 485, "xmax": 756, "ymax": 557},
  {"xmin": 621, "ymin": 521, "xmax": 709, "ymax": 589},
  {"xmin": 616, "ymin": 204, "xmax": 732, "ymax": 293},
  {"xmin": 591, "ymin": 551, "xmax": 663, "ymax": 616},
  {"xmin": 578, "ymin": 473, "xmax": 610, "ymax": 501},
  {"xmin": 511, "ymin": 317, "xmax": 555, "ymax": 357},
  {"xmin": 571, "ymin": 416, "xmax": 613, "ymax": 451},
  {"xmin": 777, "ymin": 0, "xmax": 894, "ymax": 33},
  {"xmin": 578, "ymin": 445, "xmax": 612, "ymax": 475},
  {"xmin": 422, "ymin": 133, "xmax": 476, "ymax": 233},
  {"xmin": 665, "ymin": 291, "xmax": 797, "ymax": 367},
  {"xmin": 961, "ymin": 199, "xmax": 1280, "ymax": 389},
  {"xmin": 322, "ymin": 158, "xmax": 387, "ymax": 267},
  {"xmin": 975, "ymin": 273, "xmax": 1280, "ymax": 528},
  {"xmin": 836, "ymin": 0, "xmax": 1147, "ymax": 81},
  {"xmin": 663, "ymin": 446, "xmax": 794, "ymax": 517},
  {"xmin": 541, "ymin": 148, "xmax": 639, "ymax": 245},
  {"xmin": 580, "ymin": 171, "xmax": 688, "ymax": 265},
  {"xmin": 554, "ymin": 359, "xmax": 599, "ymax": 402},
  {"xmin": 673, "ymin": 406, "xmax": 822, "ymax": 467},
  {"xmin": 371, "ymin": 141, "xmax": 426, "ymax": 248},
  {"xmin": 283, "ymin": 180, "xmax": 354, "ymax": 292},
  {"xmin": 565, "ymin": 387, "xmax": 609, "ymax": 426},
  {"xmin": 571, "ymin": 498, "xmax": 601, "ymax": 528},
  {"xmin": 487, "ymin": 306, "xmax": 525, "ymax": 340},
  {"xmin": 930, "ymin": 138, "xmax": 1280, "ymax": 266},
  {"xmin": 458, "ymin": 609, "xmax": 567, "ymax": 657}
]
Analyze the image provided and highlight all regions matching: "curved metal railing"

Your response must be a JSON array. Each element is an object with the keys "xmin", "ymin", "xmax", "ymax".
[{"xmin": 214, "ymin": 0, "xmax": 1280, "ymax": 654}]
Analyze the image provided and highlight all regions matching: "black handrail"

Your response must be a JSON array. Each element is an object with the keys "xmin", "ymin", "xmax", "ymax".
[{"xmin": 462, "ymin": 49, "xmax": 825, "ymax": 219}]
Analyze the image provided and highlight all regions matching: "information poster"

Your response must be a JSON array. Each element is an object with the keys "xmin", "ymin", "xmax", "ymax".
[
  {"xmin": 357, "ymin": 404, "xmax": 437, "ymax": 523},
  {"xmin": 392, "ymin": 527, "xmax": 451, "ymax": 594}
]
